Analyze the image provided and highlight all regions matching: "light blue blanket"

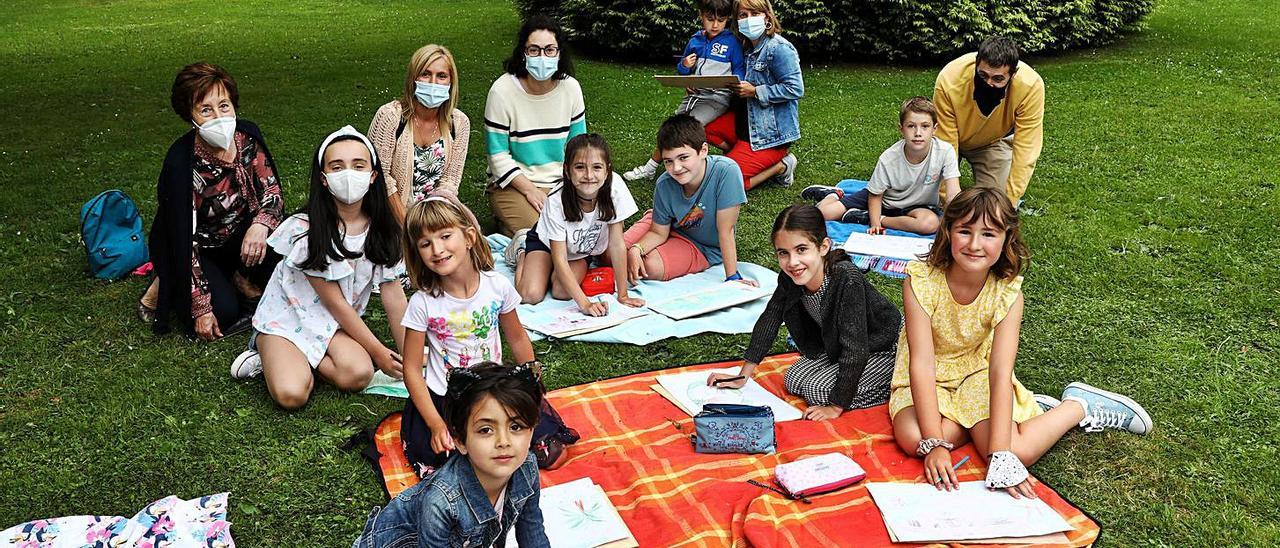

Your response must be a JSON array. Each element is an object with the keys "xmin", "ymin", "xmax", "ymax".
[
  {"xmin": 361, "ymin": 235, "xmax": 779, "ymax": 397},
  {"xmin": 822, "ymin": 179, "xmax": 934, "ymax": 278},
  {"xmin": 488, "ymin": 234, "xmax": 777, "ymax": 344}
]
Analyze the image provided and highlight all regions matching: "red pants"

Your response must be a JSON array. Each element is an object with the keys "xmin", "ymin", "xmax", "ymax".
[{"xmin": 704, "ymin": 111, "xmax": 789, "ymax": 190}]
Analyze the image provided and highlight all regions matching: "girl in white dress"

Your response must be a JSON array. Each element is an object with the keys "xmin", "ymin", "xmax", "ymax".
[{"xmin": 231, "ymin": 126, "xmax": 408, "ymax": 410}]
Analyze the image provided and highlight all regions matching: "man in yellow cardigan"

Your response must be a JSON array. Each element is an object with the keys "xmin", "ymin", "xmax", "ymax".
[{"xmin": 933, "ymin": 36, "xmax": 1043, "ymax": 204}]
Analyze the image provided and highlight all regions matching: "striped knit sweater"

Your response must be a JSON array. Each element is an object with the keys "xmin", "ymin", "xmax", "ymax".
[{"xmin": 484, "ymin": 74, "xmax": 587, "ymax": 189}]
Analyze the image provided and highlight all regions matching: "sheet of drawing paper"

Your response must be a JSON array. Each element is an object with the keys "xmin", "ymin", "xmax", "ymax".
[
  {"xmin": 866, "ymin": 481, "xmax": 1073, "ymax": 543},
  {"xmin": 841, "ymin": 231, "xmax": 934, "ymax": 261},
  {"xmin": 655, "ymin": 367, "xmax": 804, "ymax": 422},
  {"xmin": 646, "ymin": 282, "xmax": 771, "ymax": 320},
  {"xmin": 540, "ymin": 478, "xmax": 633, "ymax": 548},
  {"xmin": 521, "ymin": 296, "xmax": 651, "ymax": 338}
]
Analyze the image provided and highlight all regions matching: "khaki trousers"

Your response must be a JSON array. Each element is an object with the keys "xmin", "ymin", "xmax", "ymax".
[
  {"xmin": 488, "ymin": 184, "xmax": 549, "ymax": 237},
  {"xmin": 960, "ymin": 137, "xmax": 1013, "ymax": 191}
]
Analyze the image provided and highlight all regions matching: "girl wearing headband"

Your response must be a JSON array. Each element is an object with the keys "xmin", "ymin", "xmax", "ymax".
[{"xmin": 230, "ymin": 126, "xmax": 408, "ymax": 410}]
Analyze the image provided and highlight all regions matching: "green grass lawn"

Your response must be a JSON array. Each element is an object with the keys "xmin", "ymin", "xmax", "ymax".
[{"xmin": 1, "ymin": 0, "xmax": 1277, "ymax": 545}]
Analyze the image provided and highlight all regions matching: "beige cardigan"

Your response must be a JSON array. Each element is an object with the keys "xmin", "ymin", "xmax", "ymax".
[{"xmin": 368, "ymin": 101, "xmax": 470, "ymax": 205}]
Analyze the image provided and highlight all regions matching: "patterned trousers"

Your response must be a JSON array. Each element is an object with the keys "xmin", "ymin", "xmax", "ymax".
[{"xmin": 784, "ymin": 346, "xmax": 897, "ymax": 409}]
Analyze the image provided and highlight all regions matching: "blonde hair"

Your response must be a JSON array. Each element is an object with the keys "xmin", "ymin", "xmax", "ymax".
[
  {"xmin": 402, "ymin": 198, "xmax": 494, "ymax": 296},
  {"xmin": 925, "ymin": 187, "xmax": 1029, "ymax": 281},
  {"xmin": 736, "ymin": 0, "xmax": 783, "ymax": 35},
  {"xmin": 399, "ymin": 44, "xmax": 458, "ymax": 150}
]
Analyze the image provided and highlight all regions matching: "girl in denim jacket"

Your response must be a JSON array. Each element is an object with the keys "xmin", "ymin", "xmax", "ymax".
[
  {"xmin": 704, "ymin": 0, "xmax": 804, "ymax": 190},
  {"xmin": 355, "ymin": 362, "xmax": 550, "ymax": 548}
]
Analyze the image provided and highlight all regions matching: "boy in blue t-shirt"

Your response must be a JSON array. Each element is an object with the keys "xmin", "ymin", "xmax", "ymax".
[
  {"xmin": 624, "ymin": 114, "xmax": 754, "ymax": 285},
  {"xmin": 624, "ymin": 0, "xmax": 745, "ymax": 181}
]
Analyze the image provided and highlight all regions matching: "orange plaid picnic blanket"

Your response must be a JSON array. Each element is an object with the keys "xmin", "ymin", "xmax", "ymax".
[{"xmin": 372, "ymin": 354, "xmax": 1101, "ymax": 547}]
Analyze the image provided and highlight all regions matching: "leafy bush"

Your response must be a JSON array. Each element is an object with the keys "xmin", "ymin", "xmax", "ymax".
[{"xmin": 515, "ymin": 0, "xmax": 1155, "ymax": 62}]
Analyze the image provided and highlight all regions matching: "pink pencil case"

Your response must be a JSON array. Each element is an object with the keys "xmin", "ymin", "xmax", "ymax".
[{"xmin": 771, "ymin": 453, "xmax": 867, "ymax": 502}]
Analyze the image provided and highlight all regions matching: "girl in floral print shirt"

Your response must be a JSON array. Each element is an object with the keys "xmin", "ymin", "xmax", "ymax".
[{"xmin": 399, "ymin": 197, "xmax": 537, "ymax": 478}]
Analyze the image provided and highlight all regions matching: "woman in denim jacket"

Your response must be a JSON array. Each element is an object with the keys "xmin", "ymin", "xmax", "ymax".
[
  {"xmin": 704, "ymin": 0, "xmax": 804, "ymax": 190},
  {"xmin": 354, "ymin": 363, "xmax": 551, "ymax": 548}
]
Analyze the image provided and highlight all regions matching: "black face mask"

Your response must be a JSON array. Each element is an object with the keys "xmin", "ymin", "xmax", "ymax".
[{"xmin": 973, "ymin": 69, "xmax": 1009, "ymax": 116}]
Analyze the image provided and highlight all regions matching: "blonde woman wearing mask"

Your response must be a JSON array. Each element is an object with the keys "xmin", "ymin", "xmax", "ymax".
[{"xmin": 369, "ymin": 44, "xmax": 471, "ymax": 225}]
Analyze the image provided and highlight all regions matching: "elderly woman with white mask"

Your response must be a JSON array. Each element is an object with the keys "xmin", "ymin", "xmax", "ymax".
[{"xmin": 144, "ymin": 61, "xmax": 284, "ymax": 341}]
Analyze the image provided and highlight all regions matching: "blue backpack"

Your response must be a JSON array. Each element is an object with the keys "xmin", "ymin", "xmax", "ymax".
[{"xmin": 80, "ymin": 190, "xmax": 148, "ymax": 279}]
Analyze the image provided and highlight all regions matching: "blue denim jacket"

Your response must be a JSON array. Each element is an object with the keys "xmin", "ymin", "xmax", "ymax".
[
  {"xmin": 353, "ymin": 452, "xmax": 549, "ymax": 548},
  {"xmin": 744, "ymin": 34, "xmax": 804, "ymax": 150}
]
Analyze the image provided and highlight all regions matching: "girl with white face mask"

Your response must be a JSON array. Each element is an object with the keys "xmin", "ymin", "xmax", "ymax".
[
  {"xmin": 230, "ymin": 126, "xmax": 411, "ymax": 411},
  {"xmin": 144, "ymin": 62, "xmax": 285, "ymax": 342},
  {"xmin": 483, "ymin": 14, "xmax": 588, "ymax": 239},
  {"xmin": 367, "ymin": 44, "xmax": 473, "ymax": 226}
]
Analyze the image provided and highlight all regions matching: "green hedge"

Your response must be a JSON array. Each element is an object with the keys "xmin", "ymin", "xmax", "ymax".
[{"xmin": 515, "ymin": 0, "xmax": 1155, "ymax": 62}]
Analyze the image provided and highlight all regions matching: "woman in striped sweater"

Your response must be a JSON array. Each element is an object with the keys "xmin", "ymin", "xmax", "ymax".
[{"xmin": 484, "ymin": 15, "xmax": 587, "ymax": 237}]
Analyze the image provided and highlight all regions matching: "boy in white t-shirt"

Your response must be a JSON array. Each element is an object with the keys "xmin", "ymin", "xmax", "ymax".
[{"xmin": 802, "ymin": 97, "xmax": 961, "ymax": 235}]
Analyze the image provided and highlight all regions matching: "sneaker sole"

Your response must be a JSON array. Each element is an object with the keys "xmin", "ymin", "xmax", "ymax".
[
  {"xmin": 1066, "ymin": 382, "xmax": 1153, "ymax": 434},
  {"xmin": 230, "ymin": 351, "xmax": 261, "ymax": 379},
  {"xmin": 801, "ymin": 185, "xmax": 839, "ymax": 201}
]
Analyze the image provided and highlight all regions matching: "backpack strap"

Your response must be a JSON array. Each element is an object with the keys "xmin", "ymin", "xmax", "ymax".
[{"xmin": 396, "ymin": 118, "xmax": 407, "ymax": 140}]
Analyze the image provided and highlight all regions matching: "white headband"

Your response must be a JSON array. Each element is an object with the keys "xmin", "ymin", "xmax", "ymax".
[{"xmin": 317, "ymin": 125, "xmax": 377, "ymax": 166}]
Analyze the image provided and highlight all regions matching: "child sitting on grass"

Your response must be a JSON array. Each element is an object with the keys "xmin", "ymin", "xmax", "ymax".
[
  {"xmin": 802, "ymin": 97, "xmax": 960, "ymax": 235},
  {"xmin": 624, "ymin": 0, "xmax": 743, "ymax": 182},
  {"xmin": 890, "ymin": 188, "xmax": 1152, "ymax": 498},
  {"xmin": 396, "ymin": 197, "xmax": 539, "ymax": 480},
  {"xmin": 354, "ymin": 362, "xmax": 550, "ymax": 548},
  {"xmin": 708, "ymin": 204, "xmax": 902, "ymax": 419},
  {"xmin": 624, "ymin": 114, "xmax": 755, "ymax": 285}
]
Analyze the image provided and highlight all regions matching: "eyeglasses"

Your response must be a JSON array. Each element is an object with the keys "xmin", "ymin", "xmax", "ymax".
[
  {"xmin": 524, "ymin": 44, "xmax": 560, "ymax": 58},
  {"xmin": 977, "ymin": 70, "xmax": 1009, "ymax": 85}
]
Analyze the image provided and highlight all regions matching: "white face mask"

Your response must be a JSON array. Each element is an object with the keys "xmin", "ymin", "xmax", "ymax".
[
  {"xmin": 325, "ymin": 169, "xmax": 372, "ymax": 204},
  {"xmin": 195, "ymin": 116, "xmax": 237, "ymax": 150}
]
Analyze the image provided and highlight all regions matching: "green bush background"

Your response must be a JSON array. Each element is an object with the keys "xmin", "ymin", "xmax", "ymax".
[{"xmin": 517, "ymin": 0, "xmax": 1155, "ymax": 61}]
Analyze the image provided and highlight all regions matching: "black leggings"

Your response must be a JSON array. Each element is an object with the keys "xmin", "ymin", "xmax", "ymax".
[{"xmin": 197, "ymin": 233, "xmax": 279, "ymax": 329}]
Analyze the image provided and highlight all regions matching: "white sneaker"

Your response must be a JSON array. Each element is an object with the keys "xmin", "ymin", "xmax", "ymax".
[
  {"xmin": 1062, "ymin": 382, "xmax": 1153, "ymax": 435},
  {"xmin": 230, "ymin": 349, "xmax": 262, "ymax": 379},
  {"xmin": 1034, "ymin": 393, "xmax": 1062, "ymax": 413},
  {"xmin": 775, "ymin": 153, "xmax": 797, "ymax": 186},
  {"xmin": 504, "ymin": 228, "xmax": 529, "ymax": 268},
  {"xmin": 623, "ymin": 160, "xmax": 658, "ymax": 181}
]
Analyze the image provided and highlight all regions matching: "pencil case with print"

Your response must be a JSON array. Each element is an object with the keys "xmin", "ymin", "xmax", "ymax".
[{"xmin": 691, "ymin": 403, "xmax": 776, "ymax": 454}]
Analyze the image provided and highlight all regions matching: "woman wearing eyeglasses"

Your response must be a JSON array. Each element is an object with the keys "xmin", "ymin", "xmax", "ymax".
[
  {"xmin": 484, "ymin": 14, "xmax": 587, "ymax": 238},
  {"xmin": 932, "ymin": 36, "xmax": 1044, "ymax": 205}
]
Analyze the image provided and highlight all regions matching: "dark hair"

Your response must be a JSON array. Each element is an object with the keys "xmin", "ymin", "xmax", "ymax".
[
  {"xmin": 557, "ymin": 133, "xmax": 617, "ymax": 223},
  {"xmin": 976, "ymin": 36, "xmax": 1020, "ymax": 72},
  {"xmin": 770, "ymin": 204, "xmax": 848, "ymax": 274},
  {"xmin": 899, "ymin": 96, "xmax": 938, "ymax": 125},
  {"xmin": 445, "ymin": 362, "xmax": 542, "ymax": 445},
  {"xmin": 171, "ymin": 62, "xmax": 239, "ymax": 124},
  {"xmin": 698, "ymin": 0, "xmax": 733, "ymax": 18},
  {"xmin": 925, "ymin": 187, "xmax": 1029, "ymax": 280},
  {"xmin": 656, "ymin": 113, "xmax": 707, "ymax": 153},
  {"xmin": 295, "ymin": 135, "xmax": 402, "ymax": 271},
  {"xmin": 503, "ymin": 15, "xmax": 575, "ymax": 80}
]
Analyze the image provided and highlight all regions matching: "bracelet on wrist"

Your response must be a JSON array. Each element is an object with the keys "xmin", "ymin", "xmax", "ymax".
[
  {"xmin": 725, "ymin": 272, "xmax": 743, "ymax": 281},
  {"xmin": 915, "ymin": 437, "xmax": 955, "ymax": 457},
  {"xmin": 630, "ymin": 243, "xmax": 645, "ymax": 256}
]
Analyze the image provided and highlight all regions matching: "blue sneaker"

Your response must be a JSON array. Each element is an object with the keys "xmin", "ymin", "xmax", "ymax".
[
  {"xmin": 1062, "ymin": 382, "xmax": 1153, "ymax": 435},
  {"xmin": 840, "ymin": 208, "xmax": 871, "ymax": 225},
  {"xmin": 801, "ymin": 184, "xmax": 842, "ymax": 202}
]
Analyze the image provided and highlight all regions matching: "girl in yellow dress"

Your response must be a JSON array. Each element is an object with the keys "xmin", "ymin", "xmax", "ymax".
[{"xmin": 890, "ymin": 188, "xmax": 1152, "ymax": 498}]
